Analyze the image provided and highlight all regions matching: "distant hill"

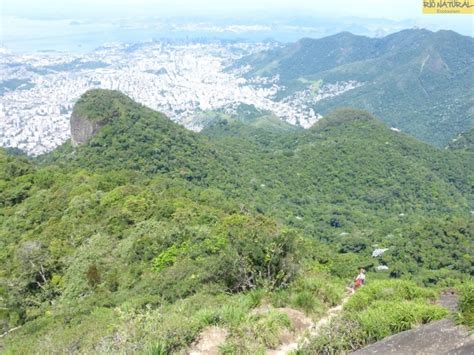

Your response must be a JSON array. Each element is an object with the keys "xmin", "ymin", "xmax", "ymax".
[
  {"xmin": 204, "ymin": 107, "xmax": 472, "ymax": 222},
  {"xmin": 185, "ymin": 103, "xmax": 302, "ymax": 136},
  {"xmin": 237, "ymin": 29, "xmax": 474, "ymax": 147},
  {"xmin": 45, "ymin": 91, "xmax": 472, "ymax": 224},
  {"xmin": 43, "ymin": 90, "xmax": 473, "ymax": 223},
  {"xmin": 197, "ymin": 103, "xmax": 302, "ymax": 136}
]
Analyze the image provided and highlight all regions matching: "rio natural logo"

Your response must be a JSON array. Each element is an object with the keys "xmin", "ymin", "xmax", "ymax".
[{"xmin": 423, "ymin": 0, "xmax": 474, "ymax": 13}]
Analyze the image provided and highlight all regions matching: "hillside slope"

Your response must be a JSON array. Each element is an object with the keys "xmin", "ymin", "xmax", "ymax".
[
  {"xmin": 45, "ymin": 91, "xmax": 472, "ymax": 228},
  {"xmin": 1, "ymin": 90, "xmax": 472, "ymax": 353},
  {"xmin": 238, "ymin": 29, "xmax": 474, "ymax": 146},
  {"xmin": 41, "ymin": 89, "xmax": 227, "ymax": 182},
  {"xmin": 448, "ymin": 128, "xmax": 474, "ymax": 152},
  {"xmin": 204, "ymin": 107, "xmax": 472, "ymax": 220}
]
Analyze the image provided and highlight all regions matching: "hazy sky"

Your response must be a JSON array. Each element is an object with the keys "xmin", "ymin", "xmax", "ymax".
[
  {"xmin": 1, "ymin": 0, "xmax": 473, "ymax": 35},
  {"xmin": 0, "ymin": 0, "xmax": 471, "ymax": 18}
]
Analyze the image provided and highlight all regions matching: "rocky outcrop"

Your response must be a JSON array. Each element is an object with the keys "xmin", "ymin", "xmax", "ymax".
[
  {"xmin": 352, "ymin": 292, "xmax": 474, "ymax": 355},
  {"xmin": 69, "ymin": 89, "xmax": 131, "ymax": 146},
  {"xmin": 351, "ymin": 319, "xmax": 474, "ymax": 355},
  {"xmin": 70, "ymin": 111, "xmax": 107, "ymax": 146}
]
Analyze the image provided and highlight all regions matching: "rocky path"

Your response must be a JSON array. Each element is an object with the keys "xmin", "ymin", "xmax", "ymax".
[
  {"xmin": 266, "ymin": 295, "xmax": 350, "ymax": 355},
  {"xmin": 188, "ymin": 294, "xmax": 351, "ymax": 355},
  {"xmin": 189, "ymin": 291, "xmax": 473, "ymax": 355}
]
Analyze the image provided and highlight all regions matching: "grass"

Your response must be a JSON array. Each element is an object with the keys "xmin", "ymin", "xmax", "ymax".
[
  {"xmin": 3, "ymin": 270, "xmax": 345, "ymax": 354},
  {"xmin": 355, "ymin": 300, "xmax": 448, "ymax": 341},
  {"xmin": 220, "ymin": 310, "xmax": 292, "ymax": 353},
  {"xmin": 343, "ymin": 279, "xmax": 438, "ymax": 312},
  {"xmin": 5, "ymin": 272, "xmax": 451, "ymax": 354},
  {"xmin": 269, "ymin": 269, "xmax": 345, "ymax": 318},
  {"xmin": 0, "ymin": 291, "xmax": 264, "ymax": 353},
  {"xmin": 3, "ymin": 307, "xmax": 119, "ymax": 354},
  {"xmin": 300, "ymin": 280, "xmax": 449, "ymax": 354},
  {"xmin": 456, "ymin": 282, "xmax": 474, "ymax": 329}
]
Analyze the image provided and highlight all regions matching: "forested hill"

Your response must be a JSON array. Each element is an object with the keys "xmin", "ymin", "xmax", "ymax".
[
  {"xmin": 1, "ymin": 90, "xmax": 472, "ymax": 353},
  {"xmin": 202, "ymin": 107, "xmax": 473, "ymax": 218},
  {"xmin": 447, "ymin": 128, "xmax": 474, "ymax": 152},
  {"xmin": 43, "ymin": 89, "xmax": 225, "ymax": 181},
  {"xmin": 237, "ymin": 29, "xmax": 474, "ymax": 147},
  {"xmin": 37, "ymin": 90, "xmax": 473, "ymax": 274},
  {"xmin": 43, "ymin": 90, "xmax": 472, "ymax": 225}
]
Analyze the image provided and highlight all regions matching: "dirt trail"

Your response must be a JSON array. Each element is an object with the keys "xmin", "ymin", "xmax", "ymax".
[
  {"xmin": 188, "ymin": 294, "xmax": 351, "ymax": 355},
  {"xmin": 266, "ymin": 295, "xmax": 351, "ymax": 355},
  {"xmin": 188, "ymin": 326, "xmax": 228, "ymax": 355},
  {"xmin": 189, "ymin": 290, "xmax": 473, "ymax": 355}
]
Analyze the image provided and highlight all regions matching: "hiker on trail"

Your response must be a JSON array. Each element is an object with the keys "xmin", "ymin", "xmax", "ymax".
[
  {"xmin": 354, "ymin": 268, "xmax": 366, "ymax": 290},
  {"xmin": 347, "ymin": 268, "xmax": 366, "ymax": 294}
]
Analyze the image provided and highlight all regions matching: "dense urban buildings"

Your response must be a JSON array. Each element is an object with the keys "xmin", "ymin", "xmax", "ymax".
[{"xmin": 0, "ymin": 41, "xmax": 360, "ymax": 155}]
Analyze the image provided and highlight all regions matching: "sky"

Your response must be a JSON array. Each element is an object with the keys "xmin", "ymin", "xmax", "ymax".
[
  {"xmin": 1, "ymin": 0, "xmax": 472, "ymax": 19},
  {"xmin": 1, "ymin": 0, "xmax": 473, "ymax": 50}
]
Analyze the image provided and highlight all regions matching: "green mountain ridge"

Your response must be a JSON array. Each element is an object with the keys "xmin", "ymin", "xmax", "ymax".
[
  {"xmin": 238, "ymin": 29, "xmax": 474, "ymax": 147},
  {"xmin": 1, "ymin": 90, "xmax": 472, "ymax": 353},
  {"xmin": 44, "ymin": 89, "xmax": 225, "ymax": 181},
  {"xmin": 191, "ymin": 103, "xmax": 302, "ymax": 134},
  {"xmin": 44, "ymin": 91, "xmax": 473, "ymax": 222}
]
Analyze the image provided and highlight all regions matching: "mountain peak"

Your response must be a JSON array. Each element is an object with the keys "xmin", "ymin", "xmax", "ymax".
[{"xmin": 70, "ymin": 89, "xmax": 135, "ymax": 146}]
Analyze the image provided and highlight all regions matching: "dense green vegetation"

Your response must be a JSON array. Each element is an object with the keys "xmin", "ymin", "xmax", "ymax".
[
  {"xmin": 1, "ymin": 90, "xmax": 472, "ymax": 353},
  {"xmin": 0, "ymin": 148, "xmax": 346, "ymax": 353},
  {"xmin": 73, "ymin": 88, "xmax": 135, "ymax": 122},
  {"xmin": 238, "ymin": 29, "xmax": 474, "ymax": 147},
  {"xmin": 193, "ymin": 103, "xmax": 301, "ymax": 134},
  {"xmin": 457, "ymin": 282, "xmax": 474, "ymax": 329},
  {"xmin": 448, "ymin": 128, "xmax": 474, "ymax": 152},
  {"xmin": 300, "ymin": 280, "xmax": 449, "ymax": 353}
]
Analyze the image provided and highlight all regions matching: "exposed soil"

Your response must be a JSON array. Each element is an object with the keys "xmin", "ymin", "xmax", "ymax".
[
  {"xmin": 266, "ymin": 296, "xmax": 351, "ymax": 355},
  {"xmin": 251, "ymin": 305, "xmax": 315, "ymax": 355},
  {"xmin": 438, "ymin": 289, "xmax": 459, "ymax": 312},
  {"xmin": 188, "ymin": 291, "xmax": 472, "ymax": 355},
  {"xmin": 188, "ymin": 326, "xmax": 228, "ymax": 355},
  {"xmin": 187, "ymin": 297, "xmax": 349, "ymax": 355}
]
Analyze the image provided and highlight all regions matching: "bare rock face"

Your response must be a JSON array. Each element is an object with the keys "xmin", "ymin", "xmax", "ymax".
[
  {"xmin": 69, "ymin": 89, "xmax": 130, "ymax": 146},
  {"xmin": 352, "ymin": 293, "xmax": 474, "ymax": 355},
  {"xmin": 351, "ymin": 319, "xmax": 474, "ymax": 355},
  {"xmin": 70, "ymin": 111, "xmax": 107, "ymax": 146}
]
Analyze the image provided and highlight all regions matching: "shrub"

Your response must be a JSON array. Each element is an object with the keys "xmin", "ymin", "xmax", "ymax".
[
  {"xmin": 344, "ymin": 279, "xmax": 437, "ymax": 312},
  {"xmin": 457, "ymin": 282, "xmax": 474, "ymax": 329},
  {"xmin": 355, "ymin": 300, "xmax": 448, "ymax": 341},
  {"xmin": 215, "ymin": 215, "xmax": 298, "ymax": 291},
  {"xmin": 301, "ymin": 280, "xmax": 448, "ymax": 353},
  {"xmin": 153, "ymin": 214, "xmax": 299, "ymax": 298},
  {"xmin": 223, "ymin": 310, "xmax": 292, "ymax": 352},
  {"xmin": 86, "ymin": 264, "xmax": 101, "ymax": 287}
]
